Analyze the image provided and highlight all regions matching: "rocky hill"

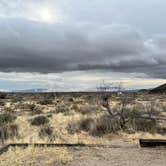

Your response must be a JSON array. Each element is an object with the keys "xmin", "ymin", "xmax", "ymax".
[{"xmin": 149, "ymin": 83, "xmax": 166, "ymax": 93}]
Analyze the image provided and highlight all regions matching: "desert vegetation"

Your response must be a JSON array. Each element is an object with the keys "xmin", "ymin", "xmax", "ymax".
[
  {"xmin": 0, "ymin": 92, "xmax": 165, "ymax": 145},
  {"xmin": 0, "ymin": 92, "xmax": 166, "ymax": 165}
]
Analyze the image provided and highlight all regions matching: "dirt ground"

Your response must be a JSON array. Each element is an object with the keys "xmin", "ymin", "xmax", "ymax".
[
  {"xmin": 68, "ymin": 147, "xmax": 166, "ymax": 166},
  {"xmin": 67, "ymin": 139, "xmax": 166, "ymax": 166},
  {"xmin": 0, "ymin": 139, "xmax": 166, "ymax": 166}
]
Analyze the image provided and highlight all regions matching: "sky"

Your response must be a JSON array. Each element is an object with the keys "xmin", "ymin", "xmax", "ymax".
[{"xmin": 0, "ymin": 0, "xmax": 166, "ymax": 91}]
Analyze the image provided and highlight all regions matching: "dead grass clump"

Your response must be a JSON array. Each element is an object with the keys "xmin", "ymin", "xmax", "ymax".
[
  {"xmin": 3, "ymin": 106, "xmax": 14, "ymax": 113},
  {"xmin": 56, "ymin": 106, "xmax": 69, "ymax": 114},
  {"xmin": 90, "ymin": 115, "xmax": 120, "ymax": 136},
  {"xmin": 0, "ymin": 113, "xmax": 16, "ymax": 124},
  {"xmin": 20, "ymin": 103, "xmax": 43, "ymax": 114},
  {"xmin": 0, "ymin": 113, "xmax": 18, "ymax": 141},
  {"xmin": 31, "ymin": 116, "xmax": 49, "ymax": 126},
  {"xmin": 39, "ymin": 125, "xmax": 55, "ymax": 141},
  {"xmin": 78, "ymin": 105, "xmax": 97, "ymax": 114},
  {"xmin": 67, "ymin": 118, "xmax": 94, "ymax": 134},
  {"xmin": 0, "ymin": 123, "xmax": 19, "ymax": 140}
]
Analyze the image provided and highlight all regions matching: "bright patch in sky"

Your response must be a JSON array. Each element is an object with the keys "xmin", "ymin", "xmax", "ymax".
[
  {"xmin": 38, "ymin": 8, "xmax": 54, "ymax": 22},
  {"xmin": 34, "ymin": 7, "xmax": 62, "ymax": 23}
]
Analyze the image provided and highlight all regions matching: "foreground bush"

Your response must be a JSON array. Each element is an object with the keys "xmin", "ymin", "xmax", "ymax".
[{"xmin": 31, "ymin": 116, "xmax": 49, "ymax": 126}]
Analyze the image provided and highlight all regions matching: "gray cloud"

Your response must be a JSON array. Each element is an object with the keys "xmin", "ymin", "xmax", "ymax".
[{"xmin": 0, "ymin": 18, "xmax": 166, "ymax": 78}]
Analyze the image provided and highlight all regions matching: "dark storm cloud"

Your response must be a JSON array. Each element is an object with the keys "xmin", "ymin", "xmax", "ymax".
[{"xmin": 0, "ymin": 18, "xmax": 166, "ymax": 78}]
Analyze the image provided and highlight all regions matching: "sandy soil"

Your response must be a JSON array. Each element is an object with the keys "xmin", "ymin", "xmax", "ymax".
[{"xmin": 68, "ymin": 147, "xmax": 166, "ymax": 166}]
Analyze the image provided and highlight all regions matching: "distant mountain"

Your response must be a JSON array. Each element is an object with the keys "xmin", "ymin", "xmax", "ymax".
[
  {"xmin": 149, "ymin": 83, "xmax": 166, "ymax": 93},
  {"xmin": 14, "ymin": 89, "xmax": 49, "ymax": 93}
]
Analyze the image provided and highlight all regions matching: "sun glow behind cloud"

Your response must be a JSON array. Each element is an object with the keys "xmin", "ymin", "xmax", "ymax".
[
  {"xmin": 32, "ymin": 6, "xmax": 62, "ymax": 23},
  {"xmin": 0, "ymin": 3, "xmax": 63, "ymax": 23}
]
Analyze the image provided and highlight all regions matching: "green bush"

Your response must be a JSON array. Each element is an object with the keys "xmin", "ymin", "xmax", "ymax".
[{"xmin": 31, "ymin": 116, "xmax": 49, "ymax": 126}]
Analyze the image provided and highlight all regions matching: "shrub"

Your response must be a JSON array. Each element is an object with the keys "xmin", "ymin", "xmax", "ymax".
[
  {"xmin": 3, "ymin": 107, "xmax": 14, "ymax": 113},
  {"xmin": 90, "ymin": 115, "xmax": 120, "ymax": 136},
  {"xmin": 56, "ymin": 106, "xmax": 69, "ymax": 114},
  {"xmin": 68, "ymin": 98, "xmax": 74, "ymax": 102},
  {"xmin": 39, "ymin": 125, "xmax": 55, "ymax": 141},
  {"xmin": 67, "ymin": 116, "xmax": 119, "ymax": 136},
  {"xmin": 19, "ymin": 103, "xmax": 42, "ymax": 114},
  {"xmin": 126, "ymin": 117, "xmax": 157, "ymax": 133},
  {"xmin": 0, "ymin": 93, "xmax": 7, "ymax": 99},
  {"xmin": 78, "ymin": 105, "xmax": 97, "ymax": 114},
  {"xmin": 30, "ymin": 106, "xmax": 42, "ymax": 115},
  {"xmin": 0, "ymin": 123, "xmax": 19, "ymax": 141},
  {"xmin": 38, "ymin": 99, "xmax": 53, "ymax": 105},
  {"xmin": 8, "ymin": 123, "xmax": 19, "ymax": 138},
  {"xmin": 19, "ymin": 103, "xmax": 35, "ymax": 110},
  {"xmin": 0, "ymin": 113, "xmax": 16, "ymax": 125},
  {"xmin": 119, "ymin": 109, "xmax": 157, "ymax": 133},
  {"xmin": 78, "ymin": 118, "xmax": 94, "ymax": 132},
  {"xmin": 67, "ymin": 121, "xmax": 81, "ymax": 134},
  {"xmin": 31, "ymin": 116, "xmax": 49, "ymax": 126},
  {"xmin": 0, "ymin": 100, "xmax": 5, "ymax": 106}
]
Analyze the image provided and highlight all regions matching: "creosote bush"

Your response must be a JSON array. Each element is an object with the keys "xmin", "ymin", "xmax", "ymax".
[{"xmin": 31, "ymin": 116, "xmax": 49, "ymax": 126}]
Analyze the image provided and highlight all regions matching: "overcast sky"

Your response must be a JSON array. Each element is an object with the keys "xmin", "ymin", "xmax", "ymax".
[{"xmin": 0, "ymin": 0, "xmax": 166, "ymax": 91}]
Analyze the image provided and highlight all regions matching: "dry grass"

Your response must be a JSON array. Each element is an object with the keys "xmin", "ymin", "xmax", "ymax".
[{"xmin": 0, "ymin": 147, "xmax": 73, "ymax": 166}]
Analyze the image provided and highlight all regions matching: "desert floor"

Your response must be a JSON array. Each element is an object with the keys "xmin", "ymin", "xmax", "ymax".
[{"xmin": 0, "ymin": 139, "xmax": 166, "ymax": 166}]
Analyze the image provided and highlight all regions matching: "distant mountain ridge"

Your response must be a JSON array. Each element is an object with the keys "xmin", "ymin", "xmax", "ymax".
[
  {"xmin": 14, "ymin": 88, "xmax": 49, "ymax": 93},
  {"xmin": 149, "ymin": 83, "xmax": 166, "ymax": 93}
]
